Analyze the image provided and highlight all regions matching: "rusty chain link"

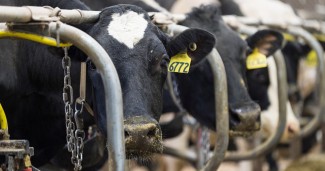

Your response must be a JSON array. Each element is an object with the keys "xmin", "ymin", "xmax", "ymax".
[
  {"xmin": 62, "ymin": 47, "xmax": 84, "ymax": 171},
  {"xmin": 74, "ymin": 99, "xmax": 85, "ymax": 170}
]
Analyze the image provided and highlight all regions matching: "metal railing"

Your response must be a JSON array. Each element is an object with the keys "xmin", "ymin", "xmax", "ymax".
[
  {"xmin": 223, "ymin": 16, "xmax": 325, "ymax": 155},
  {"xmin": 162, "ymin": 24, "xmax": 229, "ymax": 171},
  {"xmin": 225, "ymin": 49, "xmax": 288, "ymax": 161},
  {"xmin": 0, "ymin": 6, "xmax": 125, "ymax": 171}
]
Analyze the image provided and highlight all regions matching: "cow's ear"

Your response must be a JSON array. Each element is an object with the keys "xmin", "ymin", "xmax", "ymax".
[
  {"xmin": 246, "ymin": 29, "xmax": 283, "ymax": 57},
  {"xmin": 167, "ymin": 28, "xmax": 216, "ymax": 66}
]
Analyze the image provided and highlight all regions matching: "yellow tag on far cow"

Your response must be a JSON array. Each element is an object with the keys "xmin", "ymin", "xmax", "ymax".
[
  {"xmin": 283, "ymin": 33, "xmax": 295, "ymax": 42},
  {"xmin": 306, "ymin": 50, "xmax": 318, "ymax": 67},
  {"xmin": 0, "ymin": 103, "xmax": 8, "ymax": 130},
  {"xmin": 246, "ymin": 48, "xmax": 268, "ymax": 70},
  {"xmin": 168, "ymin": 53, "xmax": 192, "ymax": 73}
]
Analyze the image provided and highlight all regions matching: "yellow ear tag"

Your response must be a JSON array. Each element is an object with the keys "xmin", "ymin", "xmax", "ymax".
[
  {"xmin": 168, "ymin": 53, "xmax": 192, "ymax": 73},
  {"xmin": 246, "ymin": 48, "xmax": 268, "ymax": 70},
  {"xmin": 313, "ymin": 34, "xmax": 325, "ymax": 42},
  {"xmin": 283, "ymin": 33, "xmax": 295, "ymax": 42},
  {"xmin": 306, "ymin": 50, "xmax": 318, "ymax": 67}
]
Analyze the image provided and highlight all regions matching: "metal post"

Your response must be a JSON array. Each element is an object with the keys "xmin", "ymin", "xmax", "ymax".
[
  {"xmin": 202, "ymin": 48, "xmax": 229, "ymax": 171},
  {"xmin": 286, "ymin": 26, "xmax": 325, "ymax": 149},
  {"xmin": 48, "ymin": 22, "xmax": 125, "ymax": 171},
  {"xmin": 0, "ymin": 22, "xmax": 125, "ymax": 171},
  {"xmin": 225, "ymin": 50, "xmax": 288, "ymax": 161},
  {"xmin": 0, "ymin": 6, "xmax": 100, "ymax": 24},
  {"xmin": 162, "ymin": 24, "xmax": 229, "ymax": 171}
]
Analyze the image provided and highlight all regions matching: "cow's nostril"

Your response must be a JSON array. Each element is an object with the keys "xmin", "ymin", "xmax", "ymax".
[
  {"xmin": 124, "ymin": 123, "xmax": 159, "ymax": 138},
  {"xmin": 124, "ymin": 130, "xmax": 130, "ymax": 138},
  {"xmin": 287, "ymin": 125, "xmax": 296, "ymax": 134},
  {"xmin": 147, "ymin": 128, "xmax": 157, "ymax": 138},
  {"xmin": 231, "ymin": 112, "xmax": 241, "ymax": 125}
]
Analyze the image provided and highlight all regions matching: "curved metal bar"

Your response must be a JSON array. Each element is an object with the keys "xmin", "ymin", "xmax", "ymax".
[
  {"xmin": 224, "ymin": 26, "xmax": 287, "ymax": 161},
  {"xmin": 166, "ymin": 73, "xmax": 186, "ymax": 113},
  {"xmin": 47, "ymin": 22, "xmax": 125, "ymax": 171},
  {"xmin": 225, "ymin": 50, "xmax": 287, "ymax": 161},
  {"xmin": 202, "ymin": 48, "xmax": 229, "ymax": 170},
  {"xmin": 222, "ymin": 15, "xmax": 325, "ymax": 33},
  {"xmin": 286, "ymin": 26, "xmax": 325, "ymax": 138},
  {"xmin": 163, "ymin": 24, "xmax": 229, "ymax": 171},
  {"xmin": 163, "ymin": 146, "xmax": 196, "ymax": 164},
  {"xmin": 0, "ymin": 22, "xmax": 125, "ymax": 170},
  {"xmin": 0, "ymin": 6, "xmax": 100, "ymax": 24}
]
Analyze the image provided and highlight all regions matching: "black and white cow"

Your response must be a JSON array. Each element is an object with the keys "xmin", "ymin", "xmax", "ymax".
[
  {"xmin": 81, "ymin": 0, "xmax": 262, "ymax": 137},
  {"xmin": 164, "ymin": 0, "xmax": 301, "ymax": 142},
  {"xmin": 0, "ymin": 0, "xmax": 216, "ymax": 167}
]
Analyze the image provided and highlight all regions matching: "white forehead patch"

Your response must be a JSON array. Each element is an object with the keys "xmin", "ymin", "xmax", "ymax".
[{"xmin": 107, "ymin": 11, "xmax": 148, "ymax": 49}]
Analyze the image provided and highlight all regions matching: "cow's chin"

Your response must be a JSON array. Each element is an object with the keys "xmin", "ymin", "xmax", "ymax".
[
  {"xmin": 126, "ymin": 146, "xmax": 163, "ymax": 160},
  {"xmin": 125, "ymin": 139, "xmax": 163, "ymax": 160}
]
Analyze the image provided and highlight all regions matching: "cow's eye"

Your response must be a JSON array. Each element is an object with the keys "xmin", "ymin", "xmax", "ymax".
[{"xmin": 160, "ymin": 54, "xmax": 169, "ymax": 69}]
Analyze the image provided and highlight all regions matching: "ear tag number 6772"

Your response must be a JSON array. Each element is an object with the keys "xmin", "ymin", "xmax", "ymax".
[{"xmin": 168, "ymin": 53, "xmax": 192, "ymax": 73}]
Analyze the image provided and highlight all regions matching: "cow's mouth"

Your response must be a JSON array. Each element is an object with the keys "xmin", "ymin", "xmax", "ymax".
[
  {"xmin": 126, "ymin": 149, "xmax": 161, "ymax": 160},
  {"xmin": 125, "ymin": 145, "xmax": 163, "ymax": 159},
  {"xmin": 125, "ymin": 134, "xmax": 163, "ymax": 159}
]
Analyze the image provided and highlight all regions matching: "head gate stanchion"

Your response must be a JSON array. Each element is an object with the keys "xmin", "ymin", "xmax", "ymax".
[
  {"xmin": 223, "ymin": 16, "xmax": 325, "ymax": 153},
  {"xmin": 285, "ymin": 26, "xmax": 325, "ymax": 145},
  {"xmin": 163, "ymin": 24, "xmax": 229, "ymax": 171},
  {"xmin": 224, "ymin": 26, "xmax": 288, "ymax": 161},
  {"xmin": 0, "ymin": 20, "xmax": 124, "ymax": 171},
  {"xmin": 48, "ymin": 22, "xmax": 125, "ymax": 171}
]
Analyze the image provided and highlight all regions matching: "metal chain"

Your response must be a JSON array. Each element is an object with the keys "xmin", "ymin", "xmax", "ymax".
[
  {"xmin": 62, "ymin": 47, "xmax": 84, "ymax": 171},
  {"xmin": 74, "ymin": 99, "xmax": 85, "ymax": 171}
]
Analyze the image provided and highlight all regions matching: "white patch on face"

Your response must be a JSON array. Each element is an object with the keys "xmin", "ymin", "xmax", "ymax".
[
  {"xmin": 260, "ymin": 57, "xmax": 300, "ymax": 142},
  {"xmin": 107, "ymin": 11, "xmax": 148, "ymax": 49}
]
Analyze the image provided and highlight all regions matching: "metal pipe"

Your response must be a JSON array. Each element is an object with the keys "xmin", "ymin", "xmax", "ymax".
[
  {"xmin": 47, "ymin": 22, "xmax": 125, "ymax": 171},
  {"xmin": 163, "ymin": 146, "xmax": 196, "ymax": 164},
  {"xmin": 0, "ymin": 6, "xmax": 100, "ymax": 24},
  {"xmin": 202, "ymin": 48, "xmax": 229, "ymax": 171},
  {"xmin": 224, "ymin": 26, "xmax": 287, "ymax": 161},
  {"xmin": 225, "ymin": 50, "xmax": 288, "ymax": 161},
  {"xmin": 163, "ymin": 24, "xmax": 229, "ymax": 171},
  {"xmin": 286, "ymin": 27, "xmax": 325, "ymax": 140},
  {"xmin": 222, "ymin": 15, "xmax": 325, "ymax": 34},
  {"xmin": 166, "ymin": 73, "xmax": 186, "ymax": 113},
  {"xmin": 0, "ymin": 22, "xmax": 125, "ymax": 170}
]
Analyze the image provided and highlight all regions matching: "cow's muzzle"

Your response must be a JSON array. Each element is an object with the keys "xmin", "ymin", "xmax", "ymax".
[
  {"xmin": 124, "ymin": 116, "xmax": 163, "ymax": 159},
  {"xmin": 229, "ymin": 102, "xmax": 261, "ymax": 135}
]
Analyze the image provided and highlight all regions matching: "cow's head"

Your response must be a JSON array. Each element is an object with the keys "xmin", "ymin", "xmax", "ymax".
[
  {"xmin": 245, "ymin": 30, "xmax": 283, "ymax": 111},
  {"xmin": 174, "ymin": 5, "xmax": 260, "ymax": 135},
  {"xmin": 282, "ymin": 41, "xmax": 318, "ymax": 105},
  {"xmin": 245, "ymin": 30, "xmax": 300, "ymax": 141},
  {"xmin": 87, "ymin": 5, "xmax": 215, "ymax": 159}
]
